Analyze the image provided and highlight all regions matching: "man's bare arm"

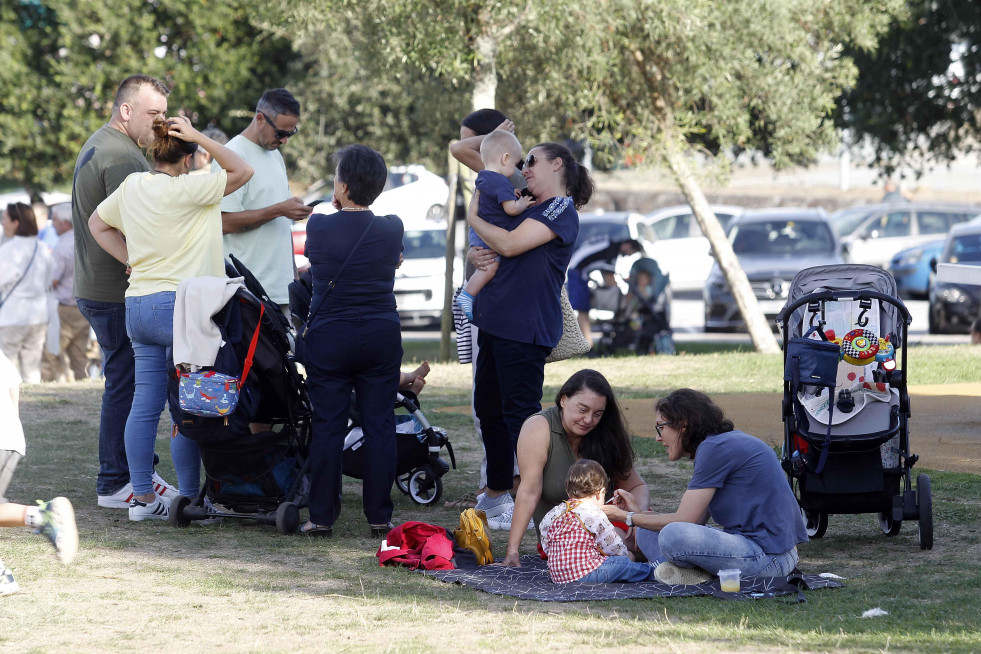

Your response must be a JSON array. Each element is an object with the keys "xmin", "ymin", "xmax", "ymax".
[{"xmin": 221, "ymin": 197, "xmax": 312, "ymax": 234}]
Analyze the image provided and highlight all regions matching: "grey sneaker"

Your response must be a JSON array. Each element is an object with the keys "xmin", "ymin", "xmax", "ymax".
[
  {"xmin": 0, "ymin": 563, "xmax": 19, "ymax": 597},
  {"xmin": 36, "ymin": 497, "xmax": 79, "ymax": 565},
  {"xmin": 653, "ymin": 561, "xmax": 713, "ymax": 585}
]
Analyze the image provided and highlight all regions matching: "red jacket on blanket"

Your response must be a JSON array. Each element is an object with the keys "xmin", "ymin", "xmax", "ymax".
[{"xmin": 376, "ymin": 521, "xmax": 455, "ymax": 570}]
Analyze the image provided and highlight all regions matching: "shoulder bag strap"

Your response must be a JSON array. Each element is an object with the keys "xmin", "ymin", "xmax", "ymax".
[
  {"xmin": 239, "ymin": 302, "xmax": 265, "ymax": 386},
  {"xmin": 0, "ymin": 242, "xmax": 39, "ymax": 308},
  {"xmin": 301, "ymin": 216, "xmax": 376, "ymax": 337}
]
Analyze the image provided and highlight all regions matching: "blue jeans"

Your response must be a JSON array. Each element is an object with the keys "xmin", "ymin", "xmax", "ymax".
[
  {"xmin": 578, "ymin": 555, "xmax": 654, "ymax": 583},
  {"xmin": 636, "ymin": 523, "xmax": 799, "ymax": 577},
  {"xmin": 124, "ymin": 292, "xmax": 200, "ymax": 497},
  {"xmin": 77, "ymin": 298, "xmax": 135, "ymax": 495}
]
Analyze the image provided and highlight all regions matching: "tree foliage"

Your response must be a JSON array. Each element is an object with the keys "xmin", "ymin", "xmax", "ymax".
[
  {"xmin": 837, "ymin": 0, "xmax": 980, "ymax": 175},
  {"xmin": 0, "ymin": 0, "xmax": 297, "ymax": 199}
]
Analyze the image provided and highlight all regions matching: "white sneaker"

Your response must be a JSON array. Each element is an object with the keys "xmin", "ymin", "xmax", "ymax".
[
  {"xmin": 0, "ymin": 564, "xmax": 19, "ymax": 597},
  {"xmin": 151, "ymin": 472, "xmax": 179, "ymax": 501},
  {"xmin": 98, "ymin": 473, "xmax": 178, "ymax": 509},
  {"xmin": 128, "ymin": 496, "xmax": 170, "ymax": 522},
  {"xmin": 653, "ymin": 561, "xmax": 713, "ymax": 586},
  {"xmin": 474, "ymin": 493, "xmax": 533, "ymax": 531}
]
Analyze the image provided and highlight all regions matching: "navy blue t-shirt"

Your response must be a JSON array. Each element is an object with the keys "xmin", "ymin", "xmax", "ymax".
[
  {"xmin": 688, "ymin": 430, "xmax": 808, "ymax": 554},
  {"xmin": 470, "ymin": 170, "xmax": 519, "ymax": 248},
  {"xmin": 304, "ymin": 210, "xmax": 403, "ymax": 329},
  {"xmin": 472, "ymin": 196, "xmax": 579, "ymax": 347}
]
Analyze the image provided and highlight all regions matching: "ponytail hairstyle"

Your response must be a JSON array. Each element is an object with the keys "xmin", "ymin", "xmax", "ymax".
[
  {"xmin": 6, "ymin": 202, "xmax": 38, "ymax": 236},
  {"xmin": 535, "ymin": 142, "xmax": 594, "ymax": 208},
  {"xmin": 147, "ymin": 117, "xmax": 197, "ymax": 166}
]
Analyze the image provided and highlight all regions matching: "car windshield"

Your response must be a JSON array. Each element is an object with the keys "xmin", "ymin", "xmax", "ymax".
[
  {"xmin": 729, "ymin": 220, "xmax": 835, "ymax": 255},
  {"xmin": 383, "ymin": 171, "xmax": 419, "ymax": 192},
  {"xmin": 576, "ymin": 221, "xmax": 631, "ymax": 248},
  {"xmin": 402, "ymin": 229, "xmax": 447, "ymax": 259},
  {"xmin": 943, "ymin": 233, "xmax": 981, "ymax": 265},
  {"xmin": 829, "ymin": 206, "xmax": 875, "ymax": 237}
]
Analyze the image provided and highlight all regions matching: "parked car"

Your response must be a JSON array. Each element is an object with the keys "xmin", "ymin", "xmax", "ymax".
[
  {"xmin": 830, "ymin": 202, "xmax": 979, "ymax": 268},
  {"xmin": 297, "ymin": 164, "xmax": 451, "ymax": 271},
  {"xmin": 928, "ymin": 222, "xmax": 981, "ymax": 334},
  {"xmin": 394, "ymin": 220, "xmax": 462, "ymax": 326},
  {"xmin": 575, "ymin": 211, "xmax": 656, "ymax": 286},
  {"xmin": 644, "ymin": 204, "xmax": 744, "ymax": 292},
  {"xmin": 888, "ymin": 239, "xmax": 945, "ymax": 299},
  {"xmin": 703, "ymin": 208, "xmax": 843, "ymax": 332},
  {"xmin": 304, "ymin": 164, "xmax": 449, "ymax": 224}
]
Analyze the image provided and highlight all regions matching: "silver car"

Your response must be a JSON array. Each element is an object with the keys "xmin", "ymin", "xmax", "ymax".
[{"xmin": 703, "ymin": 208, "xmax": 843, "ymax": 332}]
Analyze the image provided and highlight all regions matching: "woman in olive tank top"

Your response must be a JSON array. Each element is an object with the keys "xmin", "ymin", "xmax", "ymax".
[{"xmin": 500, "ymin": 369, "xmax": 650, "ymax": 567}]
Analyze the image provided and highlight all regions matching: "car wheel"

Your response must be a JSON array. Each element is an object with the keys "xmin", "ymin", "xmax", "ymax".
[{"xmin": 927, "ymin": 305, "xmax": 940, "ymax": 334}]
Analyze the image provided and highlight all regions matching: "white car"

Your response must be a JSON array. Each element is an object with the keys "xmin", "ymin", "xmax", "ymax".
[
  {"xmin": 394, "ymin": 220, "xmax": 462, "ymax": 326},
  {"xmin": 644, "ymin": 204, "xmax": 744, "ymax": 292},
  {"xmin": 305, "ymin": 164, "xmax": 449, "ymax": 224}
]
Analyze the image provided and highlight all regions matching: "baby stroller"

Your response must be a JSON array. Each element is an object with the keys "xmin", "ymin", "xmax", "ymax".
[
  {"xmin": 343, "ymin": 391, "xmax": 455, "ymax": 505},
  {"xmin": 167, "ymin": 256, "xmax": 312, "ymax": 533},
  {"xmin": 625, "ymin": 257, "xmax": 675, "ymax": 355},
  {"xmin": 776, "ymin": 264, "xmax": 933, "ymax": 549},
  {"xmin": 288, "ymin": 268, "xmax": 456, "ymax": 506}
]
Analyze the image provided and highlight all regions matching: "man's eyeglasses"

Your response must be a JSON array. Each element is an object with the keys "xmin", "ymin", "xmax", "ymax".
[
  {"xmin": 516, "ymin": 154, "xmax": 538, "ymax": 171},
  {"xmin": 260, "ymin": 112, "xmax": 299, "ymax": 140},
  {"xmin": 655, "ymin": 421, "xmax": 673, "ymax": 438}
]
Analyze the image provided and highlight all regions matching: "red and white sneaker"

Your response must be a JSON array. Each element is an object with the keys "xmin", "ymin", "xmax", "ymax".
[
  {"xmin": 97, "ymin": 472, "xmax": 179, "ymax": 509},
  {"xmin": 151, "ymin": 472, "xmax": 179, "ymax": 501}
]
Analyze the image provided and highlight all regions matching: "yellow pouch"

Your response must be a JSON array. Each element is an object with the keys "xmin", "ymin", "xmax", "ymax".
[{"xmin": 453, "ymin": 508, "xmax": 494, "ymax": 565}]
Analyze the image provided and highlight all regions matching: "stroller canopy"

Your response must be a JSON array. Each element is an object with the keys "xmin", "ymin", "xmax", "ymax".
[{"xmin": 782, "ymin": 264, "xmax": 903, "ymax": 342}]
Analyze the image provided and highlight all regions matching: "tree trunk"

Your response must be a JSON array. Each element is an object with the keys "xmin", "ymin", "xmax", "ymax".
[
  {"xmin": 472, "ymin": 11, "xmax": 498, "ymax": 110},
  {"xmin": 658, "ymin": 122, "xmax": 781, "ymax": 353}
]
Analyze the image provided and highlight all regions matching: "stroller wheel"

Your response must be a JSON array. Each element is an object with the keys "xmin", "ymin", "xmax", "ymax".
[
  {"xmin": 801, "ymin": 508, "xmax": 827, "ymax": 538},
  {"xmin": 407, "ymin": 469, "xmax": 442, "ymax": 505},
  {"xmin": 395, "ymin": 473, "xmax": 411, "ymax": 495},
  {"xmin": 878, "ymin": 511, "xmax": 902, "ymax": 537},
  {"xmin": 276, "ymin": 502, "xmax": 300, "ymax": 534},
  {"xmin": 170, "ymin": 495, "xmax": 192, "ymax": 528},
  {"xmin": 917, "ymin": 474, "xmax": 934, "ymax": 550}
]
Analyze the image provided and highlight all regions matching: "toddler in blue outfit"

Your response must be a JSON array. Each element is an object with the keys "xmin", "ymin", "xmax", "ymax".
[{"xmin": 455, "ymin": 130, "xmax": 534, "ymax": 321}]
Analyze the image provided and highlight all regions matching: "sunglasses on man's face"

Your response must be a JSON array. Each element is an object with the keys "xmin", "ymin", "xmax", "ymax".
[{"xmin": 260, "ymin": 112, "xmax": 299, "ymax": 140}]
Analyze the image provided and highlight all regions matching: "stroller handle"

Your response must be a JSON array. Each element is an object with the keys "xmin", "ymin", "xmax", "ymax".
[{"xmin": 776, "ymin": 289, "xmax": 913, "ymax": 326}]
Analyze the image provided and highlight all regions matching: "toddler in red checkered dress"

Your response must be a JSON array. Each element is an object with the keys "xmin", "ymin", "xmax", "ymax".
[{"xmin": 539, "ymin": 460, "xmax": 654, "ymax": 584}]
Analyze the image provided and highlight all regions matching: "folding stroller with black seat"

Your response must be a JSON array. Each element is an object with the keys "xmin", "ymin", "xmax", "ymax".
[
  {"xmin": 167, "ymin": 257, "xmax": 312, "ymax": 533},
  {"xmin": 776, "ymin": 264, "xmax": 933, "ymax": 549}
]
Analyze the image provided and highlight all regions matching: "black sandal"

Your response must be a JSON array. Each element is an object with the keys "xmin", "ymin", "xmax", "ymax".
[
  {"xmin": 300, "ymin": 521, "xmax": 333, "ymax": 538},
  {"xmin": 369, "ymin": 522, "xmax": 395, "ymax": 539}
]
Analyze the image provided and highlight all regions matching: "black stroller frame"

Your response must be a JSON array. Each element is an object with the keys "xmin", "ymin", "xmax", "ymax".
[
  {"xmin": 776, "ymin": 264, "xmax": 933, "ymax": 550},
  {"xmin": 169, "ymin": 256, "xmax": 312, "ymax": 533},
  {"xmin": 343, "ymin": 391, "xmax": 456, "ymax": 506}
]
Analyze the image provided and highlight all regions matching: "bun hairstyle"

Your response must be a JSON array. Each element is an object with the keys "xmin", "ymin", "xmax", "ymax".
[
  {"xmin": 535, "ymin": 142, "xmax": 594, "ymax": 209},
  {"xmin": 461, "ymin": 108, "xmax": 508, "ymax": 137},
  {"xmin": 147, "ymin": 117, "xmax": 197, "ymax": 165}
]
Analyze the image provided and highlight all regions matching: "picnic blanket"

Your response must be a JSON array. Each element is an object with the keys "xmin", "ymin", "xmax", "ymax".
[{"xmin": 419, "ymin": 553, "xmax": 843, "ymax": 603}]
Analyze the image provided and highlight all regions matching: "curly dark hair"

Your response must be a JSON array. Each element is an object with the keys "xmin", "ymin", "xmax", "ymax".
[
  {"xmin": 555, "ymin": 369, "xmax": 634, "ymax": 482},
  {"xmin": 655, "ymin": 388, "xmax": 734, "ymax": 459}
]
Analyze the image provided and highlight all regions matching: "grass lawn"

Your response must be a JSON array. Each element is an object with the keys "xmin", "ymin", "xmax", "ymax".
[{"xmin": 1, "ymin": 346, "xmax": 979, "ymax": 652}]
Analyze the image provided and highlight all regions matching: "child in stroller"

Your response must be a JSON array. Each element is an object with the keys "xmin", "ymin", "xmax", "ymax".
[{"xmin": 776, "ymin": 263, "xmax": 932, "ymax": 550}]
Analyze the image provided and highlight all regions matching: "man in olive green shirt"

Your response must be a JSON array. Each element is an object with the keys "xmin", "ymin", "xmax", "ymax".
[{"xmin": 72, "ymin": 74, "xmax": 177, "ymax": 509}]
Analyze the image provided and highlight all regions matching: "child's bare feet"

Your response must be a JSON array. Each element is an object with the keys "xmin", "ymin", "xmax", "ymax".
[{"xmin": 411, "ymin": 361, "xmax": 430, "ymax": 380}]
